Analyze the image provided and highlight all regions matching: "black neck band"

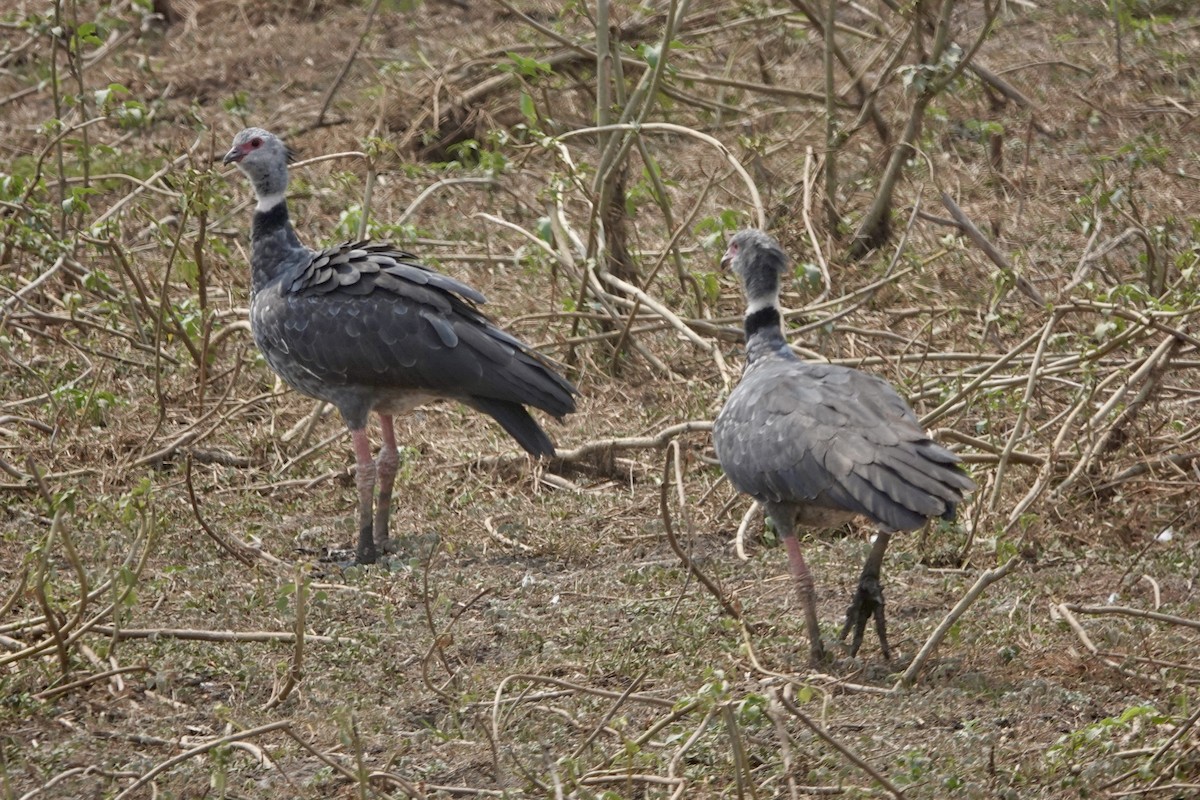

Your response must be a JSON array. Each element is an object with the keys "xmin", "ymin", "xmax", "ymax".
[
  {"xmin": 252, "ymin": 202, "xmax": 288, "ymax": 240},
  {"xmin": 744, "ymin": 306, "xmax": 782, "ymax": 339}
]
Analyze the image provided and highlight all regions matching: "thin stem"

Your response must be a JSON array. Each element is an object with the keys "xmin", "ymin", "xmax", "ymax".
[{"xmin": 823, "ymin": 0, "xmax": 840, "ymax": 230}]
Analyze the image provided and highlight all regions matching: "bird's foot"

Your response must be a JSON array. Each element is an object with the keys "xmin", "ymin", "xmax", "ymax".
[
  {"xmin": 376, "ymin": 531, "xmax": 441, "ymax": 562},
  {"xmin": 311, "ymin": 520, "xmax": 376, "ymax": 567},
  {"xmin": 356, "ymin": 520, "xmax": 379, "ymax": 565},
  {"xmin": 807, "ymin": 637, "xmax": 829, "ymax": 668},
  {"xmin": 317, "ymin": 530, "xmax": 439, "ymax": 572},
  {"xmin": 312, "ymin": 545, "xmax": 374, "ymax": 573},
  {"xmin": 838, "ymin": 575, "xmax": 891, "ymax": 659}
]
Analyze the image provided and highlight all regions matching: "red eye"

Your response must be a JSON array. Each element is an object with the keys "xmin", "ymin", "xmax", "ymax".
[{"xmin": 250, "ymin": 137, "xmax": 262, "ymax": 148}]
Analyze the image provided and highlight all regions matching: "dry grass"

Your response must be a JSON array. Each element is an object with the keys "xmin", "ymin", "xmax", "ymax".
[{"xmin": 2, "ymin": 0, "xmax": 1199, "ymax": 797}]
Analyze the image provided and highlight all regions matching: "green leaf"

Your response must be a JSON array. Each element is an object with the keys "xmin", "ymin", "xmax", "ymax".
[
  {"xmin": 73, "ymin": 22, "xmax": 101, "ymax": 49},
  {"xmin": 177, "ymin": 258, "xmax": 199, "ymax": 288},
  {"xmin": 502, "ymin": 52, "xmax": 553, "ymax": 79},
  {"xmin": 519, "ymin": 91, "xmax": 537, "ymax": 126}
]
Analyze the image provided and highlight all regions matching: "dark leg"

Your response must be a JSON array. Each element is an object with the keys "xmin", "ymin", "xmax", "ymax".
[
  {"xmin": 351, "ymin": 428, "xmax": 378, "ymax": 565},
  {"xmin": 783, "ymin": 532, "xmax": 827, "ymax": 666},
  {"xmin": 839, "ymin": 531, "xmax": 892, "ymax": 658}
]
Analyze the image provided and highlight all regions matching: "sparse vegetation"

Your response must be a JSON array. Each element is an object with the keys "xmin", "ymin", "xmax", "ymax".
[{"xmin": 2, "ymin": 0, "xmax": 1199, "ymax": 797}]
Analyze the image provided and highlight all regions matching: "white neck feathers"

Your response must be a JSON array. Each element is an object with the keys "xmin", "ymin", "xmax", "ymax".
[
  {"xmin": 255, "ymin": 191, "xmax": 285, "ymax": 212},
  {"xmin": 744, "ymin": 291, "xmax": 779, "ymax": 315}
]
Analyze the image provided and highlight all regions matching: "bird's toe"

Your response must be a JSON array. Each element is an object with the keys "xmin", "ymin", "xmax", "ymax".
[
  {"xmin": 807, "ymin": 637, "xmax": 829, "ymax": 668},
  {"xmin": 838, "ymin": 576, "xmax": 888, "ymax": 658},
  {"xmin": 378, "ymin": 530, "xmax": 441, "ymax": 562}
]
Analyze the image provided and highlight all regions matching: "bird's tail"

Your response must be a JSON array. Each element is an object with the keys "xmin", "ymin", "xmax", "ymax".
[{"xmin": 467, "ymin": 397, "xmax": 556, "ymax": 458}]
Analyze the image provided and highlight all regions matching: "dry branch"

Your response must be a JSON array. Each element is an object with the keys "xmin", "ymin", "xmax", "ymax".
[
  {"xmin": 1052, "ymin": 603, "xmax": 1153, "ymax": 682},
  {"xmin": 314, "ymin": 0, "xmax": 382, "ymax": 128},
  {"xmin": 556, "ymin": 123, "xmax": 764, "ymax": 228},
  {"xmin": 396, "ymin": 2, "xmax": 830, "ymax": 157},
  {"xmin": 851, "ymin": 0, "xmax": 999, "ymax": 256},
  {"xmin": 988, "ymin": 309, "xmax": 1063, "ymax": 511},
  {"xmin": 600, "ymin": 270, "xmax": 732, "ymax": 389},
  {"xmin": 1091, "ymin": 451, "xmax": 1200, "ymax": 497},
  {"xmin": 896, "ymin": 555, "xmax": 1021, "ymax": 689},
  {"xmin": 1052, "ymin": 331, "xmax": 1182, "ymax": 500},
  {"xmin": 661, "ymin": 440, "xmax": 746, "ymax": 625},
  {"xmin": 112, "ymin": 721, "xmax": 292, "ymax": 800},
  {"xmin": 777, "ymin": 685, "xmax": 906, "ymax": 799},
  {"xmin": 184, "ymin": 454, "xmax": 261, "ymax": 567},
  {"xmin": 1062, "ymin": 604, "xmax": 1200, "ymax": 633},
  {"xmin": 569, "ymin": 671, "xmax": 647, "ymax": 761},
  {"xmin": 939, "ymin": 191, "xmax": 1044, "ymax": 306},
  {"xmin": 263, "ymin": 568, "xmax": 308, "ymax": 710},
  {"xmin": 89, "ymin": 626, "xmax": 348, "ymax": 645},
  {"xmin": 33, "ymin": 664, "xmax": 151, "ymax": 701}
]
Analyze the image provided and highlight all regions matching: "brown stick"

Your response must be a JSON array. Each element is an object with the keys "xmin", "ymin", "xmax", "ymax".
[
  {"xmin": 660, "ymin": 440, "xmax": 746, "ymax": 625},
  {"xmin": 896, "ymin": 555, "xmax": 1021, "ymax": 688},
  {"xmin": 1063, "ymin": 604, "xmax": 1200, "ymax": 632},
  {"xmin": 939, "ymin": 191, "xmax": 1044, "ymax": 305},
  {"xmin": 1053, "ymin": 603, "xmax": 1150, "ymax": 682},
  {"xmin": 89, "ymin": 626, "xmax": 347, "ymax": 645},
  {"xmin": 263, "ymin": 567, "xmax": 308, "ymax": 710},
  {"xmin": 112, "ymin": 721, "xmax": 292, "ymax": 800},
  {"xmin": 314, "ymin": 0, "xmax": 382, "ymax": 127},
  {"xmin": 184, "ymin": 454, "xmax": 258, "ymax": 567},
  {"xmin": 34, "ymin": 665, "xmax": 152, "ymax": 701},
  {"xmin": 777, "ymin": 686, "xmax": 906, "ymax": 799}
]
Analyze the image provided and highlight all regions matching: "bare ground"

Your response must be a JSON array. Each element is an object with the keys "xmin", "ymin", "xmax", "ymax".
[{"xmin": 1, "ymin": 1, "xmax": 1199, "ymax": 798}]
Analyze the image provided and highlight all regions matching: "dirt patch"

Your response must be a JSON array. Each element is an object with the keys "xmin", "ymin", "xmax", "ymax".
[{"xmin": 1, "ymin": 1, "xmax": 1199, "ymax": 797}]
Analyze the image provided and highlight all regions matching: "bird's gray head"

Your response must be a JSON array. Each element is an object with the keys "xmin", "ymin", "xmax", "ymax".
[
  {"xmin": 223, "ymin": 127, "xmax": 295, "ymax": 210},
  {"xmin": 721, "ymin": 228, "xmax": 788, "ymax": 311}
]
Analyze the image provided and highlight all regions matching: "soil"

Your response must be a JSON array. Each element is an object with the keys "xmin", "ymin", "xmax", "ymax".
[{"xmin": 1, "ymin": 1, "xmax": 1198, "ymax": 798}]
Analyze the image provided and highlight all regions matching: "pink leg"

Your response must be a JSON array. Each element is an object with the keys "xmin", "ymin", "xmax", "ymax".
[
  {"xmin": 784, "ymin": 534, "xmax": 826, "ymax": 665},
  {"xmin": 373, "ymin": 415, "xmax": 400, "ymax": 553},
  {"xmin": 351, "ymin": 428, "xmax": 378, "ymax": 564}
]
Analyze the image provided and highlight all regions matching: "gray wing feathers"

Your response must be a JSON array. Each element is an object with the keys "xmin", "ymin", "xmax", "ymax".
[
  {"xmin": 257, "ymin": 241, "xmax": 576, "ymax": 419},
  {"xmin": 453, "ymin": 323, "xmax": 575, "ymax": 416},
  {"xmin": 714, "ymin": 358, "xmax": 974, "ymax": 531},
  {"xmin": 464, "ymin": 397, "xmax": 555, "ymax": 457},
  {"xmin": 292, "ymin": 241, "xmax": 487, "ymax": 305}
]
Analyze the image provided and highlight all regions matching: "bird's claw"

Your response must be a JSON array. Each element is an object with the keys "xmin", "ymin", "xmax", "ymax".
[
  {"xmin": 375, "ymin": 531, "xmax": 441, "ymax": 562},
  {"xmin": 805, "ymin": 634, "xmax": 828, "ymax": 667},
  {"xmin": 838, "ymin": 575, "xmax": 891, "ymax": 659},
  {"xmin": 355, "ymin": 521, "xmax": 379, "ymax": 565}
]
